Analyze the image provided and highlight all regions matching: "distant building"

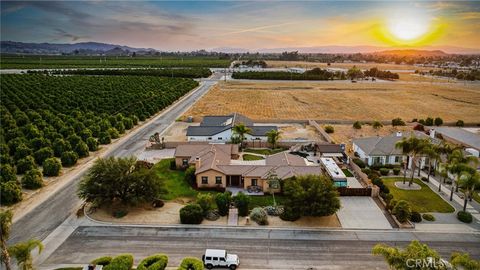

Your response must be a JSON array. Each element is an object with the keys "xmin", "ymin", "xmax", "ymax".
[
  {"xmin": 186, "ymin": 113, "xmax": 277, "ymax": 143},
  {"xmin": 352, "ymin": 131, "xmax": 439, "ymax": 169},
  {"xmin": 428, "ymin": 127, "xmax": 480, "ymax": 157}
]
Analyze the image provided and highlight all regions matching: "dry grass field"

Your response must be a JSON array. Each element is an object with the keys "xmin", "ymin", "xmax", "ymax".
[
  {"xmin": 266, "ymin": 60, "xmax": 438, "ymax": 71},
  {"xmin": 183, "ymin": 81, "xmax": 480, "ymax": 123}
]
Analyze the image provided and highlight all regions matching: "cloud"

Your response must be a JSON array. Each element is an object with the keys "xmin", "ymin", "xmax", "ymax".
[{"xmin": 52, "ymin": 29, "xmax": 89, "ymax": 42}]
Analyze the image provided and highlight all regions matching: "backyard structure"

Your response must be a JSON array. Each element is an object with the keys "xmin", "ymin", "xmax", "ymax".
[
  {"xmin": 174, "ymin": 144, "xmax": 323, "ymax": 193},
  {"xmin": 352, "ymin": 131, "xmax": 440, "ymax": 169},
  {"xmin": 320, "ymin": 158, "xmax": 348, "ymax": 187},
  {"xmin": 186, "ymin": 113, "xmax": 277, "ymax": 143}
]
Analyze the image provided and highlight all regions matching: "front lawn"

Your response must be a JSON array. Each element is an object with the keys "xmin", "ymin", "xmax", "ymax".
[
  {"xmin": 249, "ymin": 195, "xmax": 286, "ymax": 209},
  {"xmin": 154, "ymin": 159, "xmax": 198, "ymax": 200},
  {"xmin": 382, "ymin": 177, "xmax": 454, "ymax": 213},
  {"xmin": 243, "ymin": 154, "xmax": 265, "ymax": 161},
  {"xmin": 244, "ymin": 148, "xmax": 285, "ymax": 155}
]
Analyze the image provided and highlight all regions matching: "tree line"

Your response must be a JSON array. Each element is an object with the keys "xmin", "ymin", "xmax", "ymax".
[
  {"xmin": 232, "ymin": 68, "xmax": 345, "ymax": 80},
  {"xmin": 28, "ymin": 68, "xmax": 213, "ymax": 78}
]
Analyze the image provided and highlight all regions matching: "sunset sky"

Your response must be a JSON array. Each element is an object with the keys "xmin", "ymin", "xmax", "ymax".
[{"xmin": 1, "ymin": 1, "xmax": 479, "ymax": 51}]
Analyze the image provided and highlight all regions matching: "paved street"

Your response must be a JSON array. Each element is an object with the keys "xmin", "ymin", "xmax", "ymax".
[
  {"xmin": 41, "ymin": 226, "xmax": 480, "ymax": 270},
  {"xmin": 9, "ymin": 76, "xmax": 219, "ymax": 244}
]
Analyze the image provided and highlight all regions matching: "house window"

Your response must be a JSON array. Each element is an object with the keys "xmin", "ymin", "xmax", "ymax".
[
  {"xmin": 218, "ymin": 137, "xmax": 222, "ymax": 140},
  {"xmin": 372, "ymin": 156, "xmax": 382, "ymax": 164},
  {"xmin": 182, "ymin": 159, "xmax": 188, "ymax": 166},
  {"xmin": 201, "ymin": 176, "xmax": 208, "ymax": 184},
  {"xmin": 208, "ymin": 137, "xmax": 212, "ymax": 140},
  {"xmin": 255, "ymin": 137, "xmax": 261, "ymax": 140},
  {"xmin": 251, "ymin": 179, "xmax": 258, "ymax": 186},
  {"xmin": 215, "ymin": 176, "xmax": 222, "ymax": 184},
  {"xmin": 394, "ymin": 156, "xmax": 401, "ymax": 163}
]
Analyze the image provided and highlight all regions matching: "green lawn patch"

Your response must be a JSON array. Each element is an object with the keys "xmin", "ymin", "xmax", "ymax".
[
  {"xmin": 342, "ymin": 169, "xmax": 353, "ymax": 177},
  {"xmin": 243, "ymin": 154, "xmax": 265, "ymax": 161},
  {"xmin": 244, "ymin": 148, "xmax": 285, "ymax": 155},
  {"xmin": 249, "ymin": 195, "xmax": 286, "ymax": 209},
  {"xmin": 154, "ymin": 159, "xmax": 198, "ymax": 200},
  {"xmin": 382, "ymin": 177, "xmax": 454, "ymax": 213}
]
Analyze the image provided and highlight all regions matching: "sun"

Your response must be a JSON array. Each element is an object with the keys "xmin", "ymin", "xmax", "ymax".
[{"xmin": 387, "ymin": 16, "xmax": 430, "ymax": 41}]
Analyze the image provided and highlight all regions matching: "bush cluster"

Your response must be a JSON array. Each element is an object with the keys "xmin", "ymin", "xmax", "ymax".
[
  {"xmin": 177, "ymin": 257, "xmax": 204, "ymax": 270},
  {"xmin": 43, "ymin": 157, "xmax": 62, "ymax": 176},
  {"xmin": 392, "ymin": 200, "xmax": 412, "ymax": 223},
  {"xmin": 137, "ymin": 254, "xmax": 169, "ymax": 270},
  {"xmin": 457, "ymin": 211, "xmax": 473, "ymax": 223},
  {"xmin": 422, "ymin": 213, "xmax": 436, "ymax": 221},
  {"xmin": 103, "ymin": 254, "xmax": 134, "ymax": 270},
  {"xmin": 250, "ymin": 207, "xmax": 269, "ymax": 225},
  {"xmin": 233, "ymin": 192, "xmax": 250, "ymax": 217},
  {"xmin": 352, "ymin": 158, "xmax": 366, "ymax": 169},
  {"xmin": 180, "ymin": 204, "xmax": 204, "ymax": 224},
  {"xmin": 215, "ymin": 192, "xmax": 231, "ymax": 216},
  {"xmin": 379, "ymin": 168, "xmax": 390, "ymax": 176},
  {"xmin": 22, "ymin": 169, "xmax": 44, "ymax": 189},
  {"xmin": 324, "ymin": 125, "xmax": 334, "ymax": 134},
  {"xmin": 410, "ymin": 211, "xmax": 422, "ymax": 223}
]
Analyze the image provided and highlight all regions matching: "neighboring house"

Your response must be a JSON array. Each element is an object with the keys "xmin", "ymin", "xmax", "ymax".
[
  {"xmin": 174, "ymin": 144, "xmax": 325, "ymax": 193},
  {"xmin": 186, "ymin": 113, "xmax": 277, "ymax": 143},
  {"xmin": 174, "ymin": 143, "xmax": 239, "ymax": 168},
  {"xmin": 427, "ymin": 127, "xmax": 480, "ymax": 157},
  {"xmin": 352, "ymin": 131, "xmax": 439, "ymax": 169}
]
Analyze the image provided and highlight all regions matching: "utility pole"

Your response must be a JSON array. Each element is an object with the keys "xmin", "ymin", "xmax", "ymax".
[{"xmin": 224, "ymin": 67, "xmax": 227, "ymax": 82}]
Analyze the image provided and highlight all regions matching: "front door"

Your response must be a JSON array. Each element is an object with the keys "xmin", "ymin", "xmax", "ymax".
[{"xmin": 230, "ymin": 175, "xmax": 240, "ymax": 186}]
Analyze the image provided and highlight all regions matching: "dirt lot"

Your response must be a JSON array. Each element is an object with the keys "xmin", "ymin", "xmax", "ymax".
[
  {"xmin": 183, "ymin": 81, "xmax": 480, "ymax": 123},
  {"xmin": 163, "ymin": 122, "xmax": 198, "ymax": 142},
  {"xmin": 266, "ymin": 60, "xmax": 438, "ymax": 71},
  {"xmin": 259, "ymin": 123, "xmax": 323, "ymax": 141}
]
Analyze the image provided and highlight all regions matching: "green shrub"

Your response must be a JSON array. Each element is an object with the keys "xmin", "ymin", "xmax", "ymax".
[
  {"xmin": 215, "ymin": 192, "xmax": 231, "ymax": 216},
  {"xmin": 75, "ymin": 141, "xmax": 90, "ymax": 158},
  {"xmin": 352, "ymin": 158, "xmax": 366, "ymax": 169},
  {"xmin": 180, "ymin": 204, "xmax": 204, "ymax": 224},
  {"xmin": 0, "ymin": 181, "xmax": 22, "ymax": 205},
  {"xmin": 372, "ymin": 121, "xmax": 383, "ymax": 129},
  {"xmin": 113, "ymin": 209, "xmax": 128, "ymax": 218},
  {"xmin": 16, "ymin": 156, "xmax": 36, "ymax": 174},
  {"xmin": 22, "ymin": 169, "xmax": 44, "ymax": 189},
  {"xmin": 455, "ymin": 120, "xmax": 464, "ymax": 127},
  {"xmin": 169, "ymin": 160, "xmax": 176, "ymax": 170},
  {"xmin": 250, "ymin": 207, "xmax": 268, "ymax": 225},
  {"xmin": 104, "ymin": 254, "xmax": 134, "ymax": 270},
  {"xmin": 387, "ymin": 199, "xmax": 397, "ymax": 211},
  {"xmin": 457, "ymin": 211, "xmax": 473, "ymax": 223},
  {"xmin": 137, "ymin": 254, "xmax": 168, "ymax": 270},
  {"xmin": 196, "ymin": 193, "xmax": 213, "ymax": 214},
  {"xmin": 393, "ymin": 168, "xmax": 401, "ymax": 175},
  {"xmin": 353, "ymin": 121, "xmax": 362, "ymax": 129},
  {"xmin": 422, "ymin": 213, "xmax": 435, "ymax": 221},
  {"xmin": 233, "ymin": 192, "xmax": 250, "ymax": 217},
  {"xmin": 108, "ymin": 128, "xmax": 120, "ymax": 139},
  {"xmin": 425, "ymin": 117, "xmax": 434, "ymax": 126},
  {"xmin": 324, "ymin": 125, "xmax": 334, "ymax": 133},
  {"xmin": 434, "ymin": 117, "xmax": 443, "ymax": 126},
  {"xmin": 381, "ymin": 193, "xmax": 394, "ymax": 205},
  {"xmin": 361, "ymin": 168, "xmax": 371, "ymax": 175},
  {"xmin": 280, "ymin": 207, "xmax": 301, "ymax": 221},
  {"xmin": 43, "ymin": 157, "xmax": 62, "ymax": 176},
  {"xmin": 379, "ymin": 168, "xmax": 390, "ymax": 176},
  {"xmin": 90, "ymin": 256, "xmax": 112, "ymax": 266},
  {"xmin": 61, "ymin": 151, "xmax": 78, "ymax": 167},
  {"xmin": 184, "ymin": 166, "xmax": 196, "ymax": 186},
  {"xmin": 410, "ymin": 211, "xmax": 422, "ymax": 223},
  {"xmin": 421, "ymin": 176, "xmax": 429, "ymax": 182},
  {"xmin": 98, "ymin": 132, "xmax": 112, "ymax": 144},
  {"xmin": 34, "ymin": 147, "xmax": 54, "ymax": 165},
  {"xmin": 177, "ymin": 257, "xmax": 204, "ymax": 270},
  {"xmin": 391, "ymin": 118, "xmax": 406, "ymax": 126},
  {"xmin": 393, "ymin": 200, "xmax": 412, "ymax": 223}
]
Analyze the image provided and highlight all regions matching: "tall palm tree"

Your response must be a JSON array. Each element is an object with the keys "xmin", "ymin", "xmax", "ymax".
[
  {"xmin": 395, "ymin": 137, "xmax": 428, "ymax": 186},
  {"xmin": 8, "ymin": 239, "xmax": 44, "ymax": 270},
  {"xmin": 232, "ymin": 123, "xmax": 251, "ymax": 149},
  {"xmin": 0, "ymin": 210, "xmax": 13, "ymax": 270},
  {"xmin": 266, "ymin": 129, "xmax": 281, "ymax": 149},
  {"xmin": 437, "ymin": 163, "xmax": 449, "ymax": 192},
  {"xmin": 395, "ymin": 138, "xmax": 412, "ymax": 184},
  {"xmin": 458, "ymin": 172, "xmax": 480, "ymax": 212},
  {"xmin": 421, "ymin": 142, "xmax": 439, "ymax": 182},
  {"xmin": 447, "ymin": 149, "xmax": 478, "ymax": 201}
]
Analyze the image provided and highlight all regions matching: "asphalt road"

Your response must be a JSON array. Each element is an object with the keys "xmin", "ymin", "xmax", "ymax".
[
  {"xmin": 41, "ymin": 226, "xmax": 480, "ymax": 269},
  {"xmin": 9, "ymin": 76, "xmax": 219, "ymax": 244}
]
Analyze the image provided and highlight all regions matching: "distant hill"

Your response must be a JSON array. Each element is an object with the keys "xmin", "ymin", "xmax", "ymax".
[
  {"xmin": 0, "ymin": 41, "xmax": 156, "ymax": 55},
  {"xmin": 371, "ymin": 49, "xmax": 449, "ymax": 57}
]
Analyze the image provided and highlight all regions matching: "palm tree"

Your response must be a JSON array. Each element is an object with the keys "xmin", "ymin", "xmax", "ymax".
[
  {"xmin": 0, "ymin": 210, "xmax": 13, "ymax": 270},
  {"xmin": 266, "ymin": 129, "xmax": 281, "ymax": 149},
  {"xmin": 438, "ymin": 163, "xmax": 449, "ymax": 193},
  {"xmin": 8, "ymin": 239, "xmax": 44, "ymax": 270},
  {"xmin": 458, "ymin": 172, "xmax": 480, "ymax": 212},
  {"xmin": 395, "ymin": 137, "xmax": 428, "ymax": 186},
  {"xmin": 421, "ymin": 143, "xmax": 439, "ymax": 182},
  {"xmin": 395, "ymin": 138, "xmax": 412, "ymax": 184},
  {"xmin": 447, "ymin": 149, "xmax": 478, "ymax": 201},
  {"xmin": 232, "ymin": 123, "xmax": 251, "ymax": 150}
]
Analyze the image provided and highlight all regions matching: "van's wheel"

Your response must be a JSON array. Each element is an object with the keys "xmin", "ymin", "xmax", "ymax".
[
  {"xmin": 206, "ymin": 264, "xmax": 213, "ymax": 269},
  {"xmin": 229, "ymin": 265, "xmax": 237, "ymax": 270}
]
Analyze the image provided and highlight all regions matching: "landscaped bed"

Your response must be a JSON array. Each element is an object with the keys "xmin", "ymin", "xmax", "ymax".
[
  {"xmin": 382, "ymin": 177, "xmax": 454, "ymax": 213},
  {"xmin": 243, "ymin": 148, "xmax": 286, "ymax": 155},
  {"xmin": 242, "ymin": 154, "xmax": 265, "ymax": 161},
  {"xmin": 342, "ymin": 169, "xmax": 353, "ymax": 177}
]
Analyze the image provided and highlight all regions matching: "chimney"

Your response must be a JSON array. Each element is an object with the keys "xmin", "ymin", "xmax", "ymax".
[
  {"xmin": 430, "ymin": 129, "xmax": 436, "ymax": 138},
  {"xmin": 195, "ymin": 156, "xmax": 201, "ymax": 168},
  {"xmin": 396, "ymin": 131, "xmax": 402, "ymax": 137}
]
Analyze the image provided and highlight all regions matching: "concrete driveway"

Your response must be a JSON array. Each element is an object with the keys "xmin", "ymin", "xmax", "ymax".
[{"xmin": 337, "ymin": 197, "xmax": 392, "ymax": 229}]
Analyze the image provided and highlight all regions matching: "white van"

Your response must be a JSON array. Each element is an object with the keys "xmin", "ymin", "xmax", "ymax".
[{"xmin": 202, "ymin": 249, "xmax": 239, "ymax": 269}]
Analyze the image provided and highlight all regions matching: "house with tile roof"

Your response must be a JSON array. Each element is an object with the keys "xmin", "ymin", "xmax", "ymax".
[
  {"xmin": 174, "ymin": 144, "xmax": 324, "ymax": 193},
  {"xmin": 352, "ymin": 131, "xmax": 439, "ymax": 169},
  {"xmin": 186, "ymin": 113, "xmax": 277, "ymax": 143}
]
